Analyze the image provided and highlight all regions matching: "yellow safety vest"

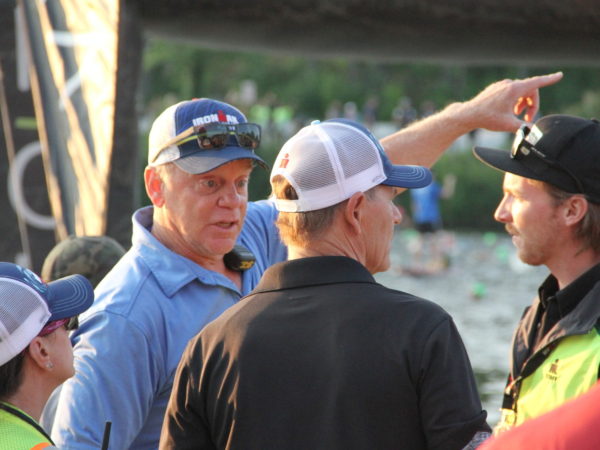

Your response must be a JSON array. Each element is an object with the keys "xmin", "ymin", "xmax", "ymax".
[
  {"xmin": 495, "ymin": 327, "xmax": 600, "ymax": 434},
  {"xmin": 0, "ymin": 402, "xmax": 53, "ymax": 450}
]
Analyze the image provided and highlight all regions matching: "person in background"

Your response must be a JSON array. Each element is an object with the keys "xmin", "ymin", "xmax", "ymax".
[
  {"xmin": 362, "ymin": 94, "xmax": 379, "ymax": 128},
  {"xmin": 39, "ymin": 235, "xmax": 126, "ymax": 432},
  {"xmin": 473, "ymin": 114, "xmax": 600, "ymax": 434},
  {"xmin": 51, "ymin": 73, "xmax": 562, "ymax": 449},
  {"xmin": 41, "ymin": 235, "xmax": 126, "ymax": 288},
  {"xmin": 409, "ymin": 171, "xmax": 456, "ymax": 273},
  {"xmin": 392, "ymin": 96, "xmax": 417, "ymax": 129},
  {"xmin": 0, "ymin": 262, "xmax": 93, "ymax": 450},
  {"xmin": 420, "ymin": 99, "xmax": 437, "ymax": 118},
  {"xmin": 160, "ymin": 119, "xmax": 491, "ymax": 450}
]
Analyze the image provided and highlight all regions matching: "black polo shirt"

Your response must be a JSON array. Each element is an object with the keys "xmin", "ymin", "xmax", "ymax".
[{"xmin": 161, "ymin": 256, "xmax": 489, "ymax": 450}]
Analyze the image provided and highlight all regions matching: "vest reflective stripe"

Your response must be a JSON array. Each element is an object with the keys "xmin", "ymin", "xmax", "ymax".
[
  {"xmin": 30, "ymin": 444, "xmax": 52, "ymax": 450},
  {"xmin": 498, "ymin": 328, "xmax": 600, "ymax": 432}
]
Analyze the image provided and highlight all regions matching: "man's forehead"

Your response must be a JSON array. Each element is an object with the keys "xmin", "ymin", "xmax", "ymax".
[
  {"xmin": 503, "ymin": 172, "xmax": 527, "ymax": 186},
  {"xmin": 503, "ymin": 172, "xmax": 548, "ymax": 194}
]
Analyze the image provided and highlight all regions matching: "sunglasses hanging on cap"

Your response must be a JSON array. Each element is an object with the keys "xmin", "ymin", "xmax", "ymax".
[
  {"xmin": 170, "ymin": 123, "xmax": 261, "ymax": 151},
  {"xmin": 196, "ymin": 123, "xmax": 260, "ymax": 150},
  {"xmin": 511, "ymin": 124, "xmax": 587, "ymax": 196}
]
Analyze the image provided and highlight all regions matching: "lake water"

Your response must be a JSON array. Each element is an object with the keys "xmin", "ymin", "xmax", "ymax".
[{"xmin": 375, "ymin": 229, "xmax": 548, "ymax": 425}]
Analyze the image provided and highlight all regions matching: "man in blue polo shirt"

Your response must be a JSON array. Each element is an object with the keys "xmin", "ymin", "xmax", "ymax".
[{"xmin": 49, "ymin": 73, "xmax": 561, "ymax": 449}]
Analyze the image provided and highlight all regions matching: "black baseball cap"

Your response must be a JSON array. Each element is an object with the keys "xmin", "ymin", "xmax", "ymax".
[{"xmin": 473, "ymin": 115, "xmax": 600, "ymax": 203}]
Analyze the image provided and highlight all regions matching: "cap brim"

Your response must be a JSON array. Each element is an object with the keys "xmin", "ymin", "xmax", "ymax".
[
  {"xmin": 383, "ymin": 165, "xmax": 433, "ymax": 189},
  {"xmin": 174, "ymin": 146, "xmax": 268, "ymax": 175},
  {"xmin": 46, "ymin": 274, "xmax": 94, "ymax": 321},
  {"xmin": 473, "ymin": 146, "xmax": 541, "ymax": 180}
]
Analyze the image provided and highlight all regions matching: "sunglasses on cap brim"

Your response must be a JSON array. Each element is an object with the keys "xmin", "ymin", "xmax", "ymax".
[
  {"xmin": 511, "ymin": 124, "xmax": 587, "ymax": 196},
  {"xmin": 154, "ymin": 123, "xmax": 261, "ymax": 162}
]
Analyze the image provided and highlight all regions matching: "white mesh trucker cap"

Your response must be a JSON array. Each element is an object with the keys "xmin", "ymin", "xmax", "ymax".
[
  {"xmin": 270, "ymin": 119, "xmax": 432, "ymax": 212},
  {"xmin": 0, "ymin": 262, "xmax": 93, "ymax": 366}
]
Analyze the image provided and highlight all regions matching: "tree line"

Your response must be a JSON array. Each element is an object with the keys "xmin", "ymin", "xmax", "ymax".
[{"xmin": 139, "ymin": 39, "xmax": 600, "ymax": 230}]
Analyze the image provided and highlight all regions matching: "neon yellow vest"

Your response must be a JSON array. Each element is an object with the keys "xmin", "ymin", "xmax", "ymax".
[
  {"xmin": 496, "ymin": 328, "xmax": 600, "ymax": 434},
  {"xmin": 0, "ymin": 403, "xmax": 53, "ymax": 450}
]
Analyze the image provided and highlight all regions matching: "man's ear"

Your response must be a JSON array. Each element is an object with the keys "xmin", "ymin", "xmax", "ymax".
[
  {"xmin": 26, "ymin": 337, "xmax": 52, "ymax": 371},
  {"xmin": 144, "ymin": 166, "xmax": 165, "ymax": 207},
  {"xmin": 343, "ymin": 192, "xmax": 367, "ymax": 235},
  {"xmin": 563, "ymin": 195, "xmax": 588, "ymax": 227}
]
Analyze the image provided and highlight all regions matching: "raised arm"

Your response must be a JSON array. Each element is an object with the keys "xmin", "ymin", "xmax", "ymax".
[{"xmin": 381, "ymin": 72, "xmax": 563, "ymax": 167}]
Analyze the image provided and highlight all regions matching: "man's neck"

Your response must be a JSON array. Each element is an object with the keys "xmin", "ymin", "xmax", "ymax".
[
  {"xmin": 549, "ymin": 248, "xmax": 600, "ymax": 290},
  {"xmin": 287, "ymin": 241, "xmax": 360, "ymax": 264}
]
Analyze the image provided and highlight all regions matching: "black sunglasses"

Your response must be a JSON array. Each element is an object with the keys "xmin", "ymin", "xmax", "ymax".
[
  {"xmin": 65, "ymin": 315, "xmax": 79, "ymax": 331},
  {"xmin": 175, "ymin": 123, "xmax": 261, "ymax": 150},
  {"xmin": 511, "ymin": 125, "xmax": 587, "ymax": 195},
  {"xmin": 152, "ymin": 123, "xmax": 262, "ymax": 164},
  {"xmin": 38, "ymin": 315, "xmax": 79, "ymax": 337}
]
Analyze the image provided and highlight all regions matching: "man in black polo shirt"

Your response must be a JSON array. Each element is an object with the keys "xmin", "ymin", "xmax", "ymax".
[
  {"xmin": 473, "ymin": 115, "xmax": 600, "ymax": 434},
  {"xmin": 160, "ymin": 119, "xmax": 491, "ymax": 450}
]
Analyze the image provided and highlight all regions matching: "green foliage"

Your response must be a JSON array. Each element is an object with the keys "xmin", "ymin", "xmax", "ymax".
[
  {"xmin": 394, "ymin": 149, "xmax": 506, "ymax": 232},
  {"xmin": 142, "ymin": 39, "xmax": 600, "ymax": 121},
  {"xmin": 435, "ymin": 151, "xmax": 505, "ymax": 231},
  {"xmin": 140, "ymin": 39, "xmax": 600, "ymax": 229},
  {"xmin": 248, "ymin": 141, "xmax": 280, "ymax": 201}
]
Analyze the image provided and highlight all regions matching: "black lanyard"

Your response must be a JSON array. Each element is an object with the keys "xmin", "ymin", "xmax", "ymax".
[{"xmin": 0, "ymin": 402, "xmax": 54, "ymax": 444}]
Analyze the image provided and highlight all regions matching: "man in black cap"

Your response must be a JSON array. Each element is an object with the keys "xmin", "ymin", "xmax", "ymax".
[{"xmin": 473, "ymin": 114, "xmax": 600, "ymax": 434}]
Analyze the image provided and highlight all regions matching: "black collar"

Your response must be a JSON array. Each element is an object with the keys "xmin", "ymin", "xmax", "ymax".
[
  {"xmin": 539, "ymin": 261, "xmax": 600, "ymax": 317},
  {"xmin": 251, "ymin": 256, "xmax": 375, "ymax": 293}
]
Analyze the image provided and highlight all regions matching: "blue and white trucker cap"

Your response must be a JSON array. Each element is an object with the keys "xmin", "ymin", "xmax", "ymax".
[
  {"xmin": 0, "ymin": 262, "xmax": 93, "ymax": 365},
  {"xmin": 270, "ymin": 118, "xmax": 432, "ymax": 212},
  {"xmin": 148, "ymin": 98, "xmax": 267, "ymax": 174}
]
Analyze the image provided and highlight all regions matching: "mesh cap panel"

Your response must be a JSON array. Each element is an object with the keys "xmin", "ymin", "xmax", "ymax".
[
  {"xmin": 0, "ymin": 282, "xmax": 44, "ymax": 335},
  {"xmin": 332, "ymin": 126, "xmax": 380, "ymax": 179},
  {"xmin": 0, "ymin": 279, "xmax": 50, "ymax": 365},
  {"xmin": 287, "ymin": 135, "xmax": 337, "ymax": 192}
]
